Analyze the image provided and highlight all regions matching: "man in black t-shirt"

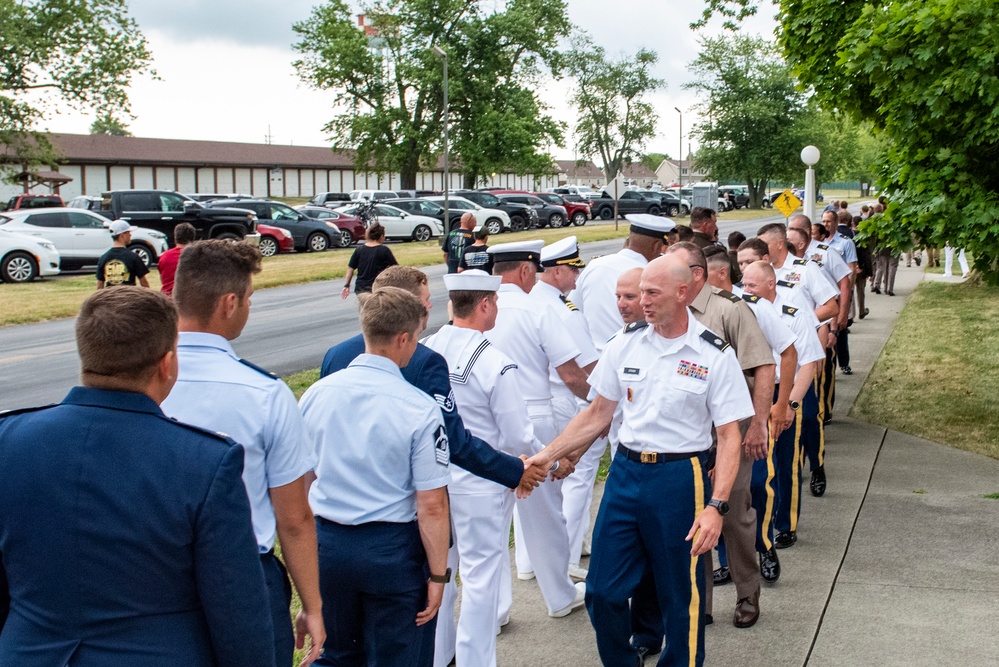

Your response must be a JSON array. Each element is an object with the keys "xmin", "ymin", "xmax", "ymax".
[
  {"xmin": 442, "ymin": 213, "xmax": 475, "ymax": 273},
  {"xmin": 96, "ymin": 220, "xmax": 150, "ymax": 290}
]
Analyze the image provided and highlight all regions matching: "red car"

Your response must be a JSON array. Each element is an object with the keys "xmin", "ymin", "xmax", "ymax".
[
  {"xmin": 3, "ymin": 193, "xmax": 64, "ymax": 212},
  {"xmin": 489, "ymin": 190, "xmax": 590, "ymax": 226},
  {"xmin": 257, "ymin": 223, "xmax": 295, "ymax": 257},
  {"xmin": 296, "ymin": 206, "xmax": 366, "ymax": 246}
]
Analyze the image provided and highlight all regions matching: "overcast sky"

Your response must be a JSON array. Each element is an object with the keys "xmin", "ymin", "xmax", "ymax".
[{"xmin": 39, "ymin": 0, "xmax": 780, "ymax": 161}]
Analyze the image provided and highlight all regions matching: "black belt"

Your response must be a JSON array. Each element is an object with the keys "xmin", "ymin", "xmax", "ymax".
[{"xmin": 617, "ymin": 444, "xmax": 704, "ymax": 464}]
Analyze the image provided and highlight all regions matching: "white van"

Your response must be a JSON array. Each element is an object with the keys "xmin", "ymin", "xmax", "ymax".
[{"xmin": 349, "ymin": 190, "xmax": 398, "ymax": 202}]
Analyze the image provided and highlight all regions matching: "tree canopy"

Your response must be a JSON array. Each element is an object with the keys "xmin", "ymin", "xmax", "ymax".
[
  {"xmin": 0, "ymin": 0, "xmax": 152, "ymax": 177},
  {"xmin": 564, "ymin": 34, "xmax": 664, "ymax": 184},
  {"xmin": 293, "ymin": 0, "xmax": 569, "ymax": 189},
  {"xmin": 90, "ymin": 114, "xmax": 132, "ymax": 137}
]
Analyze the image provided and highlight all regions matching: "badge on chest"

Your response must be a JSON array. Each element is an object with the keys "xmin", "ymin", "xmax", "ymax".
[{"xmin": 677, "ymin": 360, "xmax": 709, "ymax": 381}]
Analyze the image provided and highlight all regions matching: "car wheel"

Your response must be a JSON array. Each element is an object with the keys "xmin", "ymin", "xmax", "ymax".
[
  {"xmin": 762, "ymin": 199, "xmax": 772, "ymax": 208},
  {"xmin": 648, "ymin": 206, "xmax": 661, "ymax": 216},
  {"xmin": 258, "ymin": 236, "xmax": 279, "ymax": 257},
  {"xmin": 571, "ymin": 211, "xmax": 587, "ymax": 226},
  {"xmin": 486, "ymin": 218, "xmax": 503, "ymax": 235},
  {"xmin": 412, "ymin": 224, "xmax": 432, "ymax": 242},
  {"xmin": 1, "ymin": 252, "xmax": 39, "ymax": 283},
  {"xmin": 127, "ymin": 243, "xmax": 153, "ymax": 267},
  {"xmin": 598, "ymin": 207, "xmax": 614, "ymax": 221},
  {"xmin": 682, "ymin": 205, "xmax": 690, "ymax": 215},
  {"xmin": 216, "ymin": 232, "xmax": 241, "ymax": 242},
  {"xmin": 339, "ymin": 230, "xmax": 353, "ymax": 247},
  {"xmin": 668, "ymin": 204, "xmax": 680, "ymax": 217},
  {"xmin": 509, "ymin": 215, "xmax": 527, "ymax": 232},
  {"xmin": 308, "ymin": 232, "xmax": 329, "ymax": 252},
  {"xmin": 548, "ymin": 213, "xmax": 566, "ymax": 228}
]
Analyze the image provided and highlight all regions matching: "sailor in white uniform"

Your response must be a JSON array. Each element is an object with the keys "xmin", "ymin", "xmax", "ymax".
[
  {"xmin": 484, "ymin": 240, "xmax": 588, "ymax": 619},
  {"xmin": 426, "ymin": 270, "xmax": 542, "ymax": 667}
]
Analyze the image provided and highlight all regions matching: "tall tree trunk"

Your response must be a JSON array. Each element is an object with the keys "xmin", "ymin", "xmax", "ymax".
[{"xmin": 463, "ymin": 171, "xmax": 478, "ymax": 189}]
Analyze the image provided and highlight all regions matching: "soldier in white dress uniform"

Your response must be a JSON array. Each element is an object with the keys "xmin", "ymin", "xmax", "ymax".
[
  {"xmin": 484, "ymin": 240, "xmax": 588, "ymax": 619},
  {"xmin": 426, "ymin": 270, "xmax": 543, "ymax": 667}
]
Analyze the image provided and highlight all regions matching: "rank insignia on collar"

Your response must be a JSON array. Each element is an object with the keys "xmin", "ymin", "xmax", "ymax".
[
  {"xmin": 782, "ymin": 304, "xmax": 798, "ymax": 316},
  {"xmin": 742, "ymin": 294, "xmax": 760, "ymax": 303}
]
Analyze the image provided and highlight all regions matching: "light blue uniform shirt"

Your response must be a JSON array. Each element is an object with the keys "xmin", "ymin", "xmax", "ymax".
[
  {"xmin": 161, "ymin": 332, "xmax": 316, "ymax": 551},
  {"xmin": 828, "ymin": 231, "xmax": 858, "ymax": 264},
  {"xmin": 300, "ymin": 354, "xmax": 450, "ymax": 525}
]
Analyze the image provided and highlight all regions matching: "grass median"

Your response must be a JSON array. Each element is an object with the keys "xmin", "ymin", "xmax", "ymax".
[
  {"xmin": 852, "ymin": 277, "xmax": 999, "ymax": 460},
  {"xmin": 0, "ymin": 224, "xmax": 631, "ymax": 328}
]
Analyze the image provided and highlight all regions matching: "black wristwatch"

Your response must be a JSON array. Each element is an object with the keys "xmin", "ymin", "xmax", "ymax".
[
  {"xmin": 429, "ymin": 568, "xmax": 452, "ymax": 584},
  {"xmin": 706, "ymin": 499, "xmax": 730, "ymax": 516},
  {"xmin": 789, "ymin": 399, "xmax": 801, "ymax": 410}
]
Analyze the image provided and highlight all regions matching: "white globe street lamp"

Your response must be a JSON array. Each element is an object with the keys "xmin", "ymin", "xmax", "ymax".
[{"xmin": 801, "ymin": 145, "xmax": 820, "ymax": 220}]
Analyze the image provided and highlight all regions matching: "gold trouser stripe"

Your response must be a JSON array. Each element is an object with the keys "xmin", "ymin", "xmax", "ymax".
[
  {"xmin": 790, "ymin": 407, "xmax": 803, "ymax": 531},
  {"xmin": 688, "ymin": 457, "xmax": 705, "ymax": 667},
  {"xmin": 762, "ymin": 425, "xmax": 777, "ymax": 550}
]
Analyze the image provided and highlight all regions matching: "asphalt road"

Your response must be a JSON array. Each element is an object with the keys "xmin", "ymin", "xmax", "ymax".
[{"xmin": 0, "ymin": 213, "xmax": 786, "ymax": 411}]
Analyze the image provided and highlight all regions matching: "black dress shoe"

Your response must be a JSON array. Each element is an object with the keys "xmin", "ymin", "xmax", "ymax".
[
  {"xmin": 713, "ymin": 566, "xmax": 732, "ymax": 585},
  {"xmin": 704, "ymin": 613, "xmax": 714, "ymax": 625},
  {"xmin": 759, "ymin": 548, "xmax": 781, "ymax": 582},
  {"xmin": 887, "ymin": 291, "xmax": 895, "ymax": 296},
  {"xmin": 872, "ymin": 286, "xmax": 881, "ymax": 294},
  {"xmin": 840, "ymin": 366, "xmax": 853, "ymax": 375},
  {"xmin": 635, "ymin": 644, "xmax": 662, "ymax": 663},
  {"xmin": 773, "ymin": 531, "xmax": 797, "ymax": 549},
  {"xmin": 811, "ymin": 465, "xmax": 827, "ymax": 497},
  {"xmin": 733, "ymin": 590, "xmax": 760, "ymax": 628}
]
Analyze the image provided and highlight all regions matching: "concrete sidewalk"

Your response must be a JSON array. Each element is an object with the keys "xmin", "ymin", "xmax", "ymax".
[{"xmin": 485, "ymin": 261, "xmax": 999, "ymax": 665}]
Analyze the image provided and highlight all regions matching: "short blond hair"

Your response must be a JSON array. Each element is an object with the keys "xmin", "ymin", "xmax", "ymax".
[
  {"xmin": 371, "ymin": 265, "xmax": 428, "ymax": 297},
  {"xmin": 359, "ymin": 286, "xmax": 426, "ymax": 345}
]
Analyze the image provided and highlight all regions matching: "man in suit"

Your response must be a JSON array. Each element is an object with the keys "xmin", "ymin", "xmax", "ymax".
[{"xmin": 0, "ymin": 286, "xmax": 274, "ymax": 667}]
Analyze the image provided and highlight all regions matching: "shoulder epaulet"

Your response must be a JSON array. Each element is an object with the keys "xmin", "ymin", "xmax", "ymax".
[
  {"xmin": 782, "ymin": 304, "xmax": 799, "ymax": 316},
  {"xmin": 793, "ymin": 258, "xmax": 809, "ymax": 265},
  {"xmin": 624, "ymin": 320, "xmax": 649, "ymax": 334},
  {"xmin": 160, "ymin": 415, "xmax": 239, "ymax": 445},
  {"xmin": 559, "ymin": 294, "xmax": 579, "ymax": 311},
  {"xmin": 0, "ymin": 403, "xmax": 58, "ymax": 419},
  {"xmin": 777, "ymin": 279, "xmax": 795, "ymax": 288},
  {"xmin": 742, "ymin": 294, "xmax": 761, "ymax": 303},
  {"xmin": 817, "ymin": 243, "xmax": 830, "ymax": 250},
  {"xmin": 700, "ymin": 329, "xmax": 731, "ymax": 352},
  {"xmin": 238, "ymin": 358, "xmax": 279, "ymax": 380},
  {"xmin": 717, "ymin": 289, "xmax": 741, "ymax": 303},
  {"xmin": 813, "ymin": 259, "xmax": 824, "ymax": 267}
]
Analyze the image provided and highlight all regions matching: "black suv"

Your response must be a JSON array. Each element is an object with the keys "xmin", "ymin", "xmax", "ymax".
[
  {"xmin": 208, "ymin": 199, "xmax": 338, "ymax": 252},
  {"xmin": 635, "ymin": 190, "xmax": 686, "ymax": 217},
  {"xmin": 384, "ymin": 198, "xmax": 463, "ymax": 231},
  {"xmin": 496, "ymin": 194, "xmax": 569, "ymax": 228},
  {"xmin": 449, "ymin": 190, "xmax": 537, "ymax": 231}
]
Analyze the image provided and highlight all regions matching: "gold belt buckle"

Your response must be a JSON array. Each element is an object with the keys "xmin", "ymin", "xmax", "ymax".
[{"xmin": 640, "ymin": 451, "xmax": 657, "ymax": 464}]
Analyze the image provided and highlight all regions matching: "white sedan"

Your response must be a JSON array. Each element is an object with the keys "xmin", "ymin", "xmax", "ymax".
[
  {"xmin": 0, "ymin": 208, "xmax": 169, "ymax": 269},
  {"xmin": 334, "ymin": 203, "xmax": 444, "ymax": 242},
  {"xmin": 422, "ymin": 196, "xmax": 510, "ymax": 235},
  {"xmin": 0, "ymin": 228, "xmax": 61, "ymax": 283}
]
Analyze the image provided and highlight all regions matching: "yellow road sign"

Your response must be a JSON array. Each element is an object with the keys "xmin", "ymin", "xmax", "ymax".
[{"xmin": 773, "ymin": 188, "xmax": 802, "ymax": 218}]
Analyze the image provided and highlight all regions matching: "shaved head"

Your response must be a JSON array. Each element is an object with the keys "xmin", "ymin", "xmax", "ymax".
[
  {"xmin": 640, "ymin": 255, "xmax": 692, "ymax": 332},
  {"xmin": 741, "ymin": 261, "xmax": 777, "ymax": 301},
  {"xmin": 616, "ymin": 267, "xmax": 644, "ymax": 324}
]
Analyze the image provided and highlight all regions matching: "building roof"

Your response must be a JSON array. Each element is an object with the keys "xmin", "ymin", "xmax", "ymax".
[{"xmin": 556, "ymin": 159, "xmax": 658, "ymax": 180}]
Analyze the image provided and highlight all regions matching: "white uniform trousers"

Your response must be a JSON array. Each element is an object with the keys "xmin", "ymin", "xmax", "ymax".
[
  {"xmin": 553, "ymin": 393, "xmax": 605, "ymax": 565},
  {"xmin": 501, "ymin": 400, "xmax": 577, "ymax": 616},
  {"xmin": 434, "ymin": 492, "xmax": 511, "ymax": 667}
]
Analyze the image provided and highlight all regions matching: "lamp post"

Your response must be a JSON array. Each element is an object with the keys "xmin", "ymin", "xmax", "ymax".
[
  {"xmin": 433, "ymin": 45, "xmax": 449, "ymax": 230},
  {"xmin": 801, "ymin": 145, "xmax": 820, "ymax": 221},
  {"xmin": 674, "ymin": 107, "xmax": 682, "ymax": 190}
]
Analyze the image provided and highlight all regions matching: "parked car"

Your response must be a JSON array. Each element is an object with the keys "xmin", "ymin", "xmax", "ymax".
[
  {"xmin": 184, "ymin": 193, "xmax": 254, "ymax": 203},
  {"xmin": 66, "ymin": 195, "xmax": 102, "ymax": 211},
  {"xmin": 0, "ymin": 228, "xmax": 61, "ymax": 282},
  {"xmin": 530, "ymin": 192, "xmax": 590, "ymax": 226},
  {"xmin": 495, "ymin": 193, "xmax": 568, "ymax": 228},
  {"xmin": 792, "ymin": 188, "xmax": 824, "ymax": 202},
  {"xmin": 662, "ymin": 189, "xmax": 692, "ymax": 214},
  {"xmin": 294, "ymin": 206, "xmax": 366, "ymax": 247},
  {"xmin": 718, "ymin": 186, "xmax": 750, "ymax": 209},
  {"xmin": 256, "ymin": 223, "xmax": 295, "ymax": 257},
  {"xmin": 446, "ymin": 190, "xmax": 536, "ymax": 231},
  {"xmin": 2, "ymin": 193, "xmax": 64, "ymax": 212},
  {"xmin": 308, "ymin": 192, "xmax": 352, "ymax": 208},
  {"xmin": 333, "ymin": 202, "xmax": 444, "ymax": 241},
  {"xmin": 0, "ymin": 208, "xmax": 168, "ymax": 268},
  {"xmin": 421, "ymin": 196, "xmax": 510, "ymax": 234},
  {"xmin": 635, "ymin": 190, "xmax": 687, "ymax": 217},
  {"xmin": 381, "ymin": 198, "xmax": 464, "ymax": 231},
  {"xmin": 206, "ymin": 199, "xmax": 337, "ymax": 252},
  {"xmin": 349, "ymin": 189, "xmax": 399, "ymax": 202},
  {"xmin": 548, "ymin": 185, "xmax": 603, "ymax": 201},
  {"xmin": 93, "ymin": 190, "xmax": 259, "ymax": 246},
  {"xmin": 588, "ymin": 190, "xmax": 664, "ymax": 220}
]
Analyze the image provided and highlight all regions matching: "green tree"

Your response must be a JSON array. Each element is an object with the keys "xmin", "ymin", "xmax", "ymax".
[
  {"xmin": 90, "ymin": 114, "xmax": 132, "ymax": 136},
  {"xmin": 0, "ymin": 0, "xmax": 152, "ymax": 178},
  {"xmin": 292, "ymin": 0, "xmax": 569, "ymax": 190},
  {"xmin": 684, "ymin": 35, "xmax": 811, "ymax": 208},
  {"xmin": 640, "ymin": 152, "xmax": 669, "ymax": 173},
  {"xmin": 565, "ymin": 34, "xmax": 664, "ymax": 184}
]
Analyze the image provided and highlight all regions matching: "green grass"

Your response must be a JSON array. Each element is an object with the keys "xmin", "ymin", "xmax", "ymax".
[
  {"xmin": 852, "ymin": 277, "xmax": 999, "ymax": 460},
  {"xmin": 982, "ymin": 493, "xmax": 999, "ymax": 499}
]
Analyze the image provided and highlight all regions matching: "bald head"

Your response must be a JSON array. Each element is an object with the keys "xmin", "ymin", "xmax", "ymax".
[
  {"xmin": 616, "ymin": 267, "xmax": 643, "ymax": 324},
  {"xmin": 741, "ymin": 260, "xmax": 777, "ymax": 301},
  {"xmin": 640, "ymin": 255, "xmax": 692, "ymax": 331},
  {"xmin": 788, "ymin": 214, "xmax": 811, "ymax": 235}
]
